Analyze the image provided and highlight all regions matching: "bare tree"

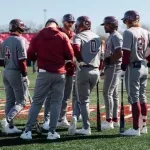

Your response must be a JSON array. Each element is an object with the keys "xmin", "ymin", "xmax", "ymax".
[{"xmin": 96, "ymin": 26, "xmax": 108, "ymax": 40}]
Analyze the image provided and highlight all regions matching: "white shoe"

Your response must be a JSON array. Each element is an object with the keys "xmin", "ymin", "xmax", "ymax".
[
  {"xmin": 78, "ymin": 115, "xmax": 82, "ymax": 122},
  {"xmin": 140, "ymin": 126, "xmax": 148, "ymax": 134},
  {"xmin": 2, "ymin": 124, "xmax": 22, "ymax": 134},
  {"xmin": 76, "ymin": 128, "xmax": 91, "ymax": 136},
  {"xmin": 47, "ymin": 132, "xmax": 60, "ymax": 140},
  {"xmin": 43, "ymin": 120, "xmax": 50, "ymax": 130},
  {"xmin": 113, "ymin": 122, "xmax": 120, "ymax": 128},
  {"xmin": 11, "ymin": 126, "xmax": 22, "ymax": 133},
  {"xmin": 101, "ymin": 121, "xmax": 114, "ymax": 130},
  {"xmin": 121, "ymin": 128, "xmax": 140, "ymax": 136},
  {"xmin": 1, "ymin": 118, "xmax": 22, "ymax": 134},
  {"xmin": 2, "ymin": 126, "xmax": 15, "ymax": 134},
  {"xmin": 20, "ymin": 131, "xmax": 32, "ymax": 140},
  {"xmin": 68, "ymin": 116, "xmax": 77, "ymax": 135},
  {"xmin": 1, "ymin": 118, "xmax": 8, "ymax": 127},
  {"xmin": 57, "ymin": 119, "xmax": 70, "ymax": 128}
]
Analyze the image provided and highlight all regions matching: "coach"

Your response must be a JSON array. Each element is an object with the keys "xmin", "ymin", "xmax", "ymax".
[{"xmin": 20, "ymin": 18, "xmax": 74, "ymax": 140}]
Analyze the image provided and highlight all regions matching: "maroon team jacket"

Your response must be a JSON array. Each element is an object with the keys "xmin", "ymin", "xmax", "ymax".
[{"xmin": 27, "ymin": 27, "xmax": 74, "ymax": 74}]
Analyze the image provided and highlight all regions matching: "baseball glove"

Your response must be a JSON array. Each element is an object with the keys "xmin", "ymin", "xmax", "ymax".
[{"xmin": 65, "ymin": 61, "xmax": 76, "ymax": 76}]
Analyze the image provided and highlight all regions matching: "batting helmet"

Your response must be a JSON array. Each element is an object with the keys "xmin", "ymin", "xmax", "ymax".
[
  {"xmin": 121, "ymin": 10, "xmax": 140, "ymax": 23},
  {"xmin": 9, "ymin": 19, "xmax": 28, "ymax": 33},
  {"xmin": 101, "ymin": 16, "xmax": 118, "ymax": 27},
  {"xmin": 75, "ymin": 16, "xmax": 91, "ymax": 33},
  {"xmin": 63, "ymin": 14, "xmax": 75, "ymax": 22},
  {"xmin": 45, "ymin": 18, "xmax": 58, "ymax": 27}
]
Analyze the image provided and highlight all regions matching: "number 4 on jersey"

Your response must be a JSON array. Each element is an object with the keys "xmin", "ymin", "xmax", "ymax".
[{"xmin": 5, "ymin": 46, "xmax": 11, "ymax": 60}]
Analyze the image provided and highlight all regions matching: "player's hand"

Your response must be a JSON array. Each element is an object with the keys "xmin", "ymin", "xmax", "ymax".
[
  {"xmin": 121, "ymin": 64, "xmax": 127, "ymax": 71},
  {"xmin": 23, "ymin": 76, "xmax": 30, "ymax": 86},
  {"xmin": 119, "ymin": 71, "xmax": 125, "ymax": 79},
  {"xmin": 65, "ymin": 61, "xmax": 76, "ymax": 76}
]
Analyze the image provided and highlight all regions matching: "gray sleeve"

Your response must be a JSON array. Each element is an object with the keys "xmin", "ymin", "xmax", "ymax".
[
  {"xmin": 73, "ymin": 35, "xmax": 82, "ymax": 46},
  {"xmin": 17, "ymin": 39, "xmax": 27, "ymax": 60},
  {"xmin": 122, "ymin": 30, "xmax": 133, "ymax": 51},
  {"xmin": 148, "ymin": 32, "xmax": 150, "ymax": 47},
  {"xmin": 0, "ymin": 43, "xmax": 4, "ymax": 60},
  {"xmin": 112, "ymin": 34, "xmax": 123, "ymax": 50}
]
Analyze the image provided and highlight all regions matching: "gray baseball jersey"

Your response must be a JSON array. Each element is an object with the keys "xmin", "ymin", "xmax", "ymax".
[
  {"xmin": 0, "ymin": 35, "xmax": 27, "ymax": 128},
  {"xmin": 103, "ymin": 31, "xmax": 123, "ymax": 123},
  {"xmin": 73, "ymin": 30, "xmax": 101, "ymax": 67},
  {"xmin": 105, "ymin": 31, "xmax": 123, "ymax": 63},
  {"xmin": 0, "ymin": 36, "xmax": 27, "ymax": 69},
  {"xmin": 123, "ymin": 27, "xmax": 150, "ymax": 105},
  {"xmin": 72, "ymin": 30, "xmax": 100, "ymax": 129},
  {"xmin": 122, "ymin": 27, "xmax": 150, "ymax": 62}
]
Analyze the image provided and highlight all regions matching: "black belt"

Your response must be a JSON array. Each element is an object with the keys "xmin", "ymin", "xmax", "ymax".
[
  {"xmin": 82, "ymin": 65, "xmax": 98, "ymax": 69},
  {"xmin": 132, "ymin": 61, "xmax": 141, "ymax": 68}
]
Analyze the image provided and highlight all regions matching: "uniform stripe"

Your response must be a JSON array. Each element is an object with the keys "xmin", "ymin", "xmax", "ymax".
[
  {"xmin": 107, "ymin": 64, "xmax": 116, "ymax": 94},
  {"xmin": 75, "ymin": 68, "xmax": 80, "ymax": 103},
  {"xmin": 127, "ymin": 66, "xmax": 133, "ymax": 103}
]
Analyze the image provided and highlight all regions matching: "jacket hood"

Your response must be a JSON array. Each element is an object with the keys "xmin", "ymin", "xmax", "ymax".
[{"xmin": 39, "ymin": 27, "xmax": 60, "ymax": 40}]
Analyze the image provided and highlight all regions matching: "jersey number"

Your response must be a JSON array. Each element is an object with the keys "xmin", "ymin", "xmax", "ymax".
[
  {"xmin": 90, "ymin": 40, "xmax": 97, "ymax": 53},
  {"xmin": 138, "ymin": 36, "xmax": 145, "ymax": 51},
  {"xmin": 5, "ymin": 46, "xmax": 11, "ymax": 60}
]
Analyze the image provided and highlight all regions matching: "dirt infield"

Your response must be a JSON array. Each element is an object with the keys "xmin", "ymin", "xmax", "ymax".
[{"xmin": 1, "ymin": 99, "xmax": 150, "ymax": 123}]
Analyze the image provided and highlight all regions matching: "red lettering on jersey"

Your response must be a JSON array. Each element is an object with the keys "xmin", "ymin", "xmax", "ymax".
[
  {"xmin": 138, "ymin": 36, "xmax": 145, "ymax": 51},
  {"xmin": 5, "ymin": 46, "xmax": 11, "ymax": 60}
]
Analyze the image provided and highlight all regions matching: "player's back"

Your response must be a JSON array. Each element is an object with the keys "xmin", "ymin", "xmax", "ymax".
[
  {"xmin": 126, "ymin": 27, "xmax": 150, "ymax": 62},
  {"xmin": 1, "ymin": 35, "xmax": 26, "ymax": 70},
  {"xmin": 76, "ymin": 30, "xmax": 101, "ymax": 67}
]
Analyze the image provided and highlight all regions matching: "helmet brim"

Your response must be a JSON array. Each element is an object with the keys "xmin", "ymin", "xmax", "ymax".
[{"xmin": 100, "ymin": 23, "xmax": 104, "ymax": 26}]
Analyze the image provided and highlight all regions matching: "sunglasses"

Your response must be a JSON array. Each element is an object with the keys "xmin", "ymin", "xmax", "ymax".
[{"xmin": 67, "ymin": 21, "xmax": 75, "ymax": 24}]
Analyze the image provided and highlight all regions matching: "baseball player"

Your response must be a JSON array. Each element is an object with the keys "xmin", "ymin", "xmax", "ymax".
[
  {"xmin": 20, "ymin": 19, "xmax": 74, "ymax": 140},
  {"xmin": 0, "ymin": 19, "xmax": 29, "ymax": 134},
  {"xmin": 100, "ymin": 17, "xmax": 123, "ymax": 130},
  {"xmin": 121, "ymin": 10, "xmax": 149, "ymax": 136},
  {"xmin": 43, "ymin": 14, "xmax": 76, "ymax": 130},
  {"xmin": 68, "ymin": 16, "xmax": 101, "ymax": 135}
]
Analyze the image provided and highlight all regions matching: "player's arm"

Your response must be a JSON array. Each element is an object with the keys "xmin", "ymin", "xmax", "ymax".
[
  {"xmin": 27, "ymin": 35, "xmax": 38, "ymax": 61},
  {"xmin": 99, "ymin": 40, "xmax": 105, "ymax": 70},
  {"xmin": 146, "ymin": 32, "xmax": 150, "ymax": 62},
  {"xmin": 110, "ymin": 34, "xmax": 123, "ymax": 63},
  {"xmin": 17, "ymin": 39, "xmax": 28, "ymax": 77},
  {"xmin": 0, "ymin": 43, "xmax": 5, "ymax": 67},
  {"xmin": 72, "ymin": 35, "xmax": 82, "ymax": 61},
  {"xmin": 121, "ymin": 30, "xmax": 133, "ymax": 71},
  {"xmin": 63, "ymin": 34, "xmax": 74, "ymax": 61}
]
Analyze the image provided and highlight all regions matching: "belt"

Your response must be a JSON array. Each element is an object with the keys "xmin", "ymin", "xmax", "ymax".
[
  {"xmin": 132, "ymin": 61, "xmax": 141, "ymax": 64},
  {"xmin": 82, "ymin": 65, "xmax": 98, "ymax": 68}
]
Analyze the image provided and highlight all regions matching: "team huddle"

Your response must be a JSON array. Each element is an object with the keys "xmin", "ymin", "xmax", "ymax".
[{"xmin": 0, "ymin": 10, "xmax": 150, "ymax": 140}]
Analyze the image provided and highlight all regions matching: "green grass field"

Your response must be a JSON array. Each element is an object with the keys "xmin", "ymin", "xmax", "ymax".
[{"xmin": 0, "ymin": 68, "xmax": 150, "ymax": 150}]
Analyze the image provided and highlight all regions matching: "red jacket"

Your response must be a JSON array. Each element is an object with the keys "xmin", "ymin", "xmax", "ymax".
[{"xmin": 27, "ymin": 27, "xmax": 74, "ymax": 74}]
